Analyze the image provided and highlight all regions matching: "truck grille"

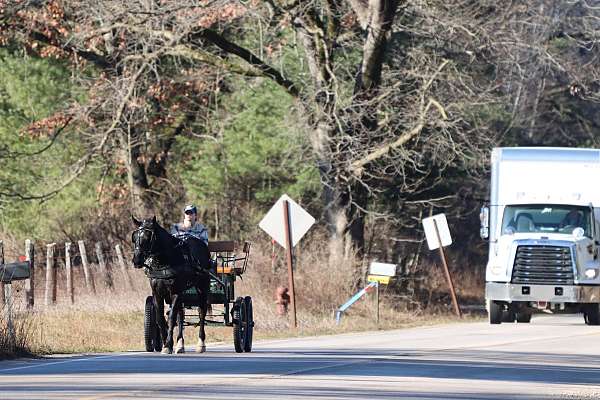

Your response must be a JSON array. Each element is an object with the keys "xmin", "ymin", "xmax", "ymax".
[{"xmin": 511, "ymin": 245, "xmax": 574, "ymax": 285}]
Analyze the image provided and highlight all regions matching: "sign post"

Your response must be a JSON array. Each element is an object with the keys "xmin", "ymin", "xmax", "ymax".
[
  {"xmin": 282, "ymin": 200, "xmax": 297, "ymax": 328},
  {"xmin": 367, "ymin": 262, "xmax": 397, "ymax": 327},
  {"xmin": 335, "ymin": 282, "xmax": 377, "ymax": 324},
  {"xmin": 259, "ymin": 194, "xmax": 315, "ymax": 328},
  {"xmin": 376, "ymin": 281, "xmax": 379, "ymax": 325},
  {"xmin": 422, "ymin": 214, "xmax": 462, "ymax": 318},
  {"xmin": 336, "ymin": 262, "xmax": 396, "ymax": 325}
]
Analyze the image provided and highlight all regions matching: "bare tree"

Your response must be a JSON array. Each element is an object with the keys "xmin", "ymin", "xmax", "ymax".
[
  {"xmin": 4, "ymin": 0, "xmax": 599, "ymax": 277},
  {"xmin": 0, "ymin": 1, "xmax": 497, "ymax": 265},
  {"xmin": 1, "ymin": 0, "xmax": 223, "ymax": 218}
]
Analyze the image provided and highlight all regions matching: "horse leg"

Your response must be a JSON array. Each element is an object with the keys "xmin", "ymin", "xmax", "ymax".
[
  {"xmin": 196, "ymin": 293, "xmax": 207, "ymax": 353},
  {"xmin": 174, "ymin": 307, "xmax": 185, "ymax": 354},
  {"xmin": 154, "ymin": 297, "xmax": 169, "ymax": 354},
  {"xmin": 163, "ymin": 294, "xmax": 180, "ymax": 354}
]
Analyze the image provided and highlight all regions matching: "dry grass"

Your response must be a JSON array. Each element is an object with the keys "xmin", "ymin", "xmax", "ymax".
[
  {"xmin": 1, "ymin": 232, "xmax": 483, "ymax": 356},
  {"xmin": 0, "ymin": 303, "xmax": 34, "ymax": 358},
  {"xmin": 21, "ymin": 297, "xmax": 476, "ymax": 355}
]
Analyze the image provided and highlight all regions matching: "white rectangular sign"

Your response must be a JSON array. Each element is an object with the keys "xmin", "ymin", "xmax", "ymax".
[
  {"xmin": 422, "ymin": 213, "xmax": 452, "ymax": 250},
  {"xmin": 369, "ymin": 262, "xmax": 397, "ymax": 277},
  {"xmin": 259, "ymin": 194, "xmax": 315, "ymax": 249}
]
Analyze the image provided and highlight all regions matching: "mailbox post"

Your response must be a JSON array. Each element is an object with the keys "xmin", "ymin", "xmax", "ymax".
[
  {"xmin": 337, "ymin": 262, "xmax": 397, "ymax": 325},
  {"xmin": 1, "ymin": 258, "xmax": 32, "ymax": 348}
]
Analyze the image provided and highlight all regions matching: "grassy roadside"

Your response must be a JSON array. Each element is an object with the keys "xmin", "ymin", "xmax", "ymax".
[
  {"xmin": 21, "ymin": 302, "xmax": 482, "ymax": 355},
  {"xmin": 1, "ymin": 236, "xmax": 485, "ymax": 356}
]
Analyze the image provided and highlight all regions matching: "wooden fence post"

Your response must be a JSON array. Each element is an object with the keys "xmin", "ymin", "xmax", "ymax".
[
  {"xmin": 25, "ymin": 239, "xmax": 34, "ymax": 308},
  {"xmin": 78, "ymin": 240, "xmax": 95, "ymax": 294},
  {"xmin": 0, "ymin": 240, "xmax": 5, "ymax": 305},
  {"xmin": 115, "ymin": 244, "xmax": 134, "ymax": 289},
  {"xmin": 65, "ymin": 242, "xmax": 74, "ymax": 304},
  {"xmin": 95, "ymin": 242, "xmax": 113, "ymax": 289},
  {"xmin": 45, "ymin": 243, "xmax": 56, "ymax": 306}
]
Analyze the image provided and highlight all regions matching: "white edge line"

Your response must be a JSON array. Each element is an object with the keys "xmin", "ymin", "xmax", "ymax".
[{"xmin": 0, "ymin": 352, "xmax": 129, "ymax": 373}]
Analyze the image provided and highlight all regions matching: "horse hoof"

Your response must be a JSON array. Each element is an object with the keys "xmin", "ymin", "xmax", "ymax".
[
  {"xmin": 196, "ymin": 345, "xmax": 206, "ymax": 353},
  {"xmin": 161, "ymin": 347, "xmax": 172, "ymax": 355},
  {"xmin": 175, "ymin": 339, "xmax": 185, "ymax": 354}
]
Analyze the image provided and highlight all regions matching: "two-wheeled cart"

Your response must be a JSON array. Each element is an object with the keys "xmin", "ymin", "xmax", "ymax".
[{"xmin": 144, "ymin": 241, "xmax": 254, "ymax": 353}]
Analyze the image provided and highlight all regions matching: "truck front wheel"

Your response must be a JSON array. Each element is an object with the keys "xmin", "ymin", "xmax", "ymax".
[
  {"xmin": 515, "ymin": 312, "xmax": 532, "ymax": 323},
  {"xmin": 583, "ymin": 304, "xmax": 600, "ymax": 325},
  {"xmin": 488, "ymin": 300, "xmax": 502, "ymax": 324}
]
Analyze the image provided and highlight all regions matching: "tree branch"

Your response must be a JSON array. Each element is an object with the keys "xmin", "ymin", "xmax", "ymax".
[
  {"xmin": 349, "ymin": 97, "xmax": 448, "ymax": 175},
  {"xmin": 0, "ymin": 62, "xmax": 148, "ymax": 202},
  {"xmin": 355, "ymin": 0, "xmax": 402, "ymax": 93},
  {"xmin": 0, "ymin": 115, "xmax": 73, "ymax": 159},
  {"xmin": 192, "ymin": 29, "xmax": 299, "ymax": 98},
  {"xmin": 28, "ymin": 30, "xmax": 113, "ymax": 70}
]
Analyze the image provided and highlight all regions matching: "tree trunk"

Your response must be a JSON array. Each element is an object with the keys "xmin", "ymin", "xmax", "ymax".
[
  {"xmin": 314, "ymin": 118, "xmax": 368, "ymax": 271},
  {"xmin": 324, "ymin": 178, "xmax": 368, "ymax": 281},
  {"xmin": 119, "ymin": 128, "xmax": 152, "ymax": 216},
  {"xmin": 128, "ymin": 144, "xmax": 152, "ymax": 216}
]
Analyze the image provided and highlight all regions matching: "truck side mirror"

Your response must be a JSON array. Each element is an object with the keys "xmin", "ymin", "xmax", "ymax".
[{"xmin": 480, "ymin": 206, "xmax": 489, "ymax": 239}]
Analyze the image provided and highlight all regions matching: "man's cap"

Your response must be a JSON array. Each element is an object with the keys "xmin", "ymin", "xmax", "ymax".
[{"xmin": 184, "ymin": 204, "xmax": 197, "ymax": 214}]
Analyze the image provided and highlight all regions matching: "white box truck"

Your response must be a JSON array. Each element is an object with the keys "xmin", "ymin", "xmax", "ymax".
[{"xmin": 481, "ymin": 147, "xmax": 600, "ymax": 324}]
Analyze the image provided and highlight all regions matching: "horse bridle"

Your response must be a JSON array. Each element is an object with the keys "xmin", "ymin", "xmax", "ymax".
[{"xmin": 132, "ymin": 226, "xmax": 157, "ymax": 264}]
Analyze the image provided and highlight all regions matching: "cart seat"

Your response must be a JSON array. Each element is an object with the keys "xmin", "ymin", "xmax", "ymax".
[{"xmin": 208, "ymin": 241, "xmax": 251, "ymax": 276}]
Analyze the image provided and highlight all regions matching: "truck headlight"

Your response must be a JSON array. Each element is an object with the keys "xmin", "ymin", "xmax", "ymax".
[
  {"xmin": 491, "ymin": 265, "xmax": 502, "ymax": 275},
  {"xmin": 585, "ymin": 268, "xmax": 598, "ymax": 279}
]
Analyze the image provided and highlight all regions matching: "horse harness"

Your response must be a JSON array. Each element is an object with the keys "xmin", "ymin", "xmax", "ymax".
[{"xmin": 133, "ymin": 226, "xmax": 204, "ymax": 280}]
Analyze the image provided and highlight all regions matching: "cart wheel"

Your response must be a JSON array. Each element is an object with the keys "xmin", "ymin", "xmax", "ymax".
[
  {"xmin": 233, "ymin": 297, "xmax": 244, "ymax": 353},
  {"xmin": 233, "ymin": 296, "xmax": 253, "ymax": 353},
  {"xmin": 243, "ymin": 296, "xmax": 253, "ymax": 353},
  {"xmin": 144, "ymin": 296, "xmax": 157, "ymax": 352}
]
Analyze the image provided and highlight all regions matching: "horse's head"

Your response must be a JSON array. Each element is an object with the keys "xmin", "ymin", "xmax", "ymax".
[{"xmin": 131, "ymin": 215, "xmax": 158, "ymax": 268}]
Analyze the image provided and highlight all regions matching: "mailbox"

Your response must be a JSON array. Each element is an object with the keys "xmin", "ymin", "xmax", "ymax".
[{"xmin": 0, "ymin": 261, "xmax": 31, "ymax": 283}]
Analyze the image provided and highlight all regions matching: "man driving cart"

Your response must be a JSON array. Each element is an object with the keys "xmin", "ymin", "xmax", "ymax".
[{"xmin": 170, "ymin": 204, "xmax": 210, "ymax": 272}]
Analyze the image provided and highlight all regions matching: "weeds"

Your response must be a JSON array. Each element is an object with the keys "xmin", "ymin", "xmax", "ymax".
[
  {"xmin": 0, "ymin": 301, "xmax": 34, "ymax": 359},
  {"xmin": 0, "ymin": 232, "xmax": 482, "ymax": 356}
]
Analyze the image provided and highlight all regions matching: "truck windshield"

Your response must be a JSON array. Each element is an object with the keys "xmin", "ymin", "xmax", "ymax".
[{"xmin": 502, "ymin": 205, "xmax": 592, "ymax": 236}]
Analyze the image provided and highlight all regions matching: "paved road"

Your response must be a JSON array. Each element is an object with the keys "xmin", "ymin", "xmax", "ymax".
[{"xmin": 1, "ymin": 315, "xmax": 599, "ymax": 399}]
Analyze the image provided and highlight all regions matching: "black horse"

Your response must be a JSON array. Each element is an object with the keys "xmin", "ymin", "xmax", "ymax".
[{"xmin": 131, "ymin": 216, "xmax": 211, "ymax": 354}]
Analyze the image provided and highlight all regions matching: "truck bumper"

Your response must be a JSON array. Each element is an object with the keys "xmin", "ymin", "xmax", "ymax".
[{"xmin": 486, "ymin": 282, "xmax": 600, "ymax": 303}]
